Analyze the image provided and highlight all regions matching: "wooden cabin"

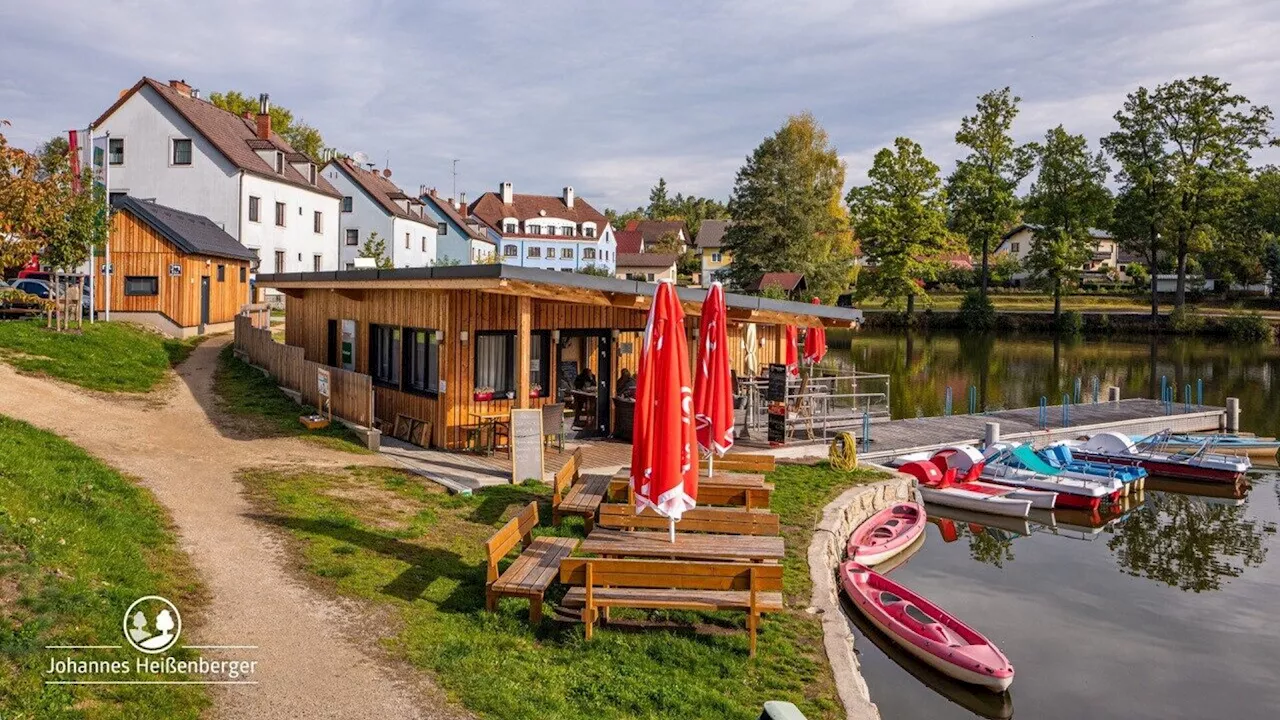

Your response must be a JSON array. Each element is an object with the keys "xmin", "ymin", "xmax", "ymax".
[
  {"xmin": 99, "ymin": 196, "xmax": 254, "ymax": 337},
  {"xmin": 256, "ymin": 265, "xmax": 861, "ymax": 449}
]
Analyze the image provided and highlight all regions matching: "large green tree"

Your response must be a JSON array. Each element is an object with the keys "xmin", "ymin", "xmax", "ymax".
[
  {"xmin": 1023, "ymin": 126, "xmax": 1112, "ymax": 320},
  {"xmin": 846, "ymin": 137, "xmax": 952, "ymax": 317},
  {"xmin": 208, "ymin": 90, "xmax": 327, "ymax": 161},
  {"xmin": 946, "ymin": 88, "xmax": 1034, "ymax": 296},
  {"xmin": 646, "ymin": 177, "xmax": 673, "ymax": 219},
  {"xmin": 721, "ymin": 112, "xmax": 854, "ymax": 301}
]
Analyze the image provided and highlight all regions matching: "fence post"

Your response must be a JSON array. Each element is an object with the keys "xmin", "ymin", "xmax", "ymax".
[
  {"xmin": 1039, "ymin": 396, "xmax": 1048, "ymax": 430},
  {"xmin": 1225, "ymin": 398, "xmax": 1240, "ymax": 433},
  {"xmin": 1091, "ymin": 376, "xmax": 1099, "ymax": 404},
  {"xmin": 1073, "ymin": 377, "xmax": 1082, "ymax": 404},
  {"xmin": 1062, "ymin": 394, "xmax": 1070, "ymax": 428},
  {"xmin": 1184, "ymin": 384, "xmax": 1192, "ymax": 414},
  {"xmin": 1160, "ymin": 375, "xmax": 1167, "ymax": 402},
  {"xmin": 1197, "ymin": 378, "xmax": 1203, "ymax": 408},
  {"xmin": 984, "ymin": 421, "xmax": 1001, "ymax": 449},
  {"xmin": 861, "ymin": 411, "xmax": 871, "ymax": 453},
  {"xmin": 944, "ymin": 386, "xmax": 953, "ymax": 417},
  {"xmin": 968, "ymin": 385, "xmax": 977, "ymax": 415}
]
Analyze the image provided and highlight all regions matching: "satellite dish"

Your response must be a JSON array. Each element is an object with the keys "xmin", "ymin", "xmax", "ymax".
[
  {"xmin": 383, "ymin": 168, "xmax": 392, "ymax": 178},
  {"xmin": 351, "ymin": 151, "xmax": 369, "ymax": 166}
]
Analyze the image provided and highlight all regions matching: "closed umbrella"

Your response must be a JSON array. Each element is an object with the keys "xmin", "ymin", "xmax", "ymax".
[
  {"xmin": 743, "ymin": 323, "xmax": 759, "ymax": 376},
  {"xmin": 631, "ymin": 280, "xmax": 698, "ymax": 542},
  {"xmin": 694, "ymin": 282, "xmax": 735, "ymax": 476},
  {"xmin": 803, "ymin": 298, "xmax": 828, "ymax": 365},
  {"xmin": 784, "ymin": 325, "xmax": 800, "ymax": 376}
]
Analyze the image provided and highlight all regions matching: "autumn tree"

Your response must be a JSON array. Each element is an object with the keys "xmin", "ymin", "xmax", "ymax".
[
  {"xmin": 946, "ymin": 88, "xmax": 1034, "ymax": 297},
  {"xmin": 208, "ymin": 91, "xmax": 327, "ymax": 161},
  {"xmin": 1023, "ymin": 126, "xmax": 1112, "ymax": 320},
  {"xmin": 722, "ymin": 112, "xmax": 854, "ymax": 301},
  {"xmin": 358, "ymin": 231, "xmax": 393, "ymax": 268},
  {"xmin": 846, "ymin": 137, "xmax": 952, "ymax": 317},
  {"xmin": 0, "ymin": 122, "xmax": 52, "ymax": 268}
]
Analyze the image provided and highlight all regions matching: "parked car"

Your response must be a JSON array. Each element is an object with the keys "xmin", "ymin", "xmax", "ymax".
[{"xmin": 0, "ymin": 278, "xmax": 42, "ymax": 316}]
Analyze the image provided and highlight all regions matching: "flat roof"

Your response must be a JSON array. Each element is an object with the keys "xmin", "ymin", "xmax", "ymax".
[{"xmin": 255, "ymin": 264, "xmax": 862, "ymax": 328}]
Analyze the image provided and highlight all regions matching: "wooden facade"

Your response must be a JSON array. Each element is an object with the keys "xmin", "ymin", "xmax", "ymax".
[{"xmin": 97, "ymin": 209, "xmax": 250, "ymax": 330}]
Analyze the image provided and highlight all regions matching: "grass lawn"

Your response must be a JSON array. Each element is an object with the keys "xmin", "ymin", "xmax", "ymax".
[
  {"xmin": 243, "ymin": 461, "xmax": 886, "ymax": 719},
  {"xmin": 212, "ymin": 345, "xmax": 370, "ymax": 453},
  {"xmin": 0, "ymin": 319, "xmax": 203, "ymax": 392},
  {"xmin": 0, "ymin": 415, "xmax": 207, "ymax": 719}
]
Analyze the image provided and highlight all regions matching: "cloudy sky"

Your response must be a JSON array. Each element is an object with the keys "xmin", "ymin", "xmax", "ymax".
[{"xmin": 4, "ymin": 0, "xmax": 1279, "ymax": 211}]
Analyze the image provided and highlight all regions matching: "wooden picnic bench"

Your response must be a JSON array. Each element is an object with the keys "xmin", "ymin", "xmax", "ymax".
[
  {"xmin": 699, "ymin": 452, "xmax": 777, "ymax": 473},
  {"xmin": 550, "ymin": 449, "xmax": 609, "ymax": 532},
  {"xmin": 558, "ymin": 558, "xmax": 784, "ymax": 656},
  {"xmin": 607, "ymin": 473, "xmax": 774, "ymax": 509},
  {"xmin": 484, "ymin": 501, "xmax": 578, "ymax": 625},
  {"xmin": 597, "ymin": 503, "xmax": 780, "ymax": 536},
  {"xmin": 581, "ymin": 528, "xmax": 784, "ymax": 563}
]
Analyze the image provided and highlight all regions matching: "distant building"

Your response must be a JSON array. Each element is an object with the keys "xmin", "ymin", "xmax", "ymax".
[
  {"xmin": 695, "ymin": 219, "xmax": 733, "ymax": 285},
  {"xmin": 419, "ymin": 189, "xmax": 497, "ymax": 264},
  {"xmin": 615, "ymin": 252, "xmax": 679, "ymax": 282},
  {"xmin": 624, "ymin": 219, "xmax": 690, "ymax": 252},
  {"xmin": 468, "ymin": 183, "xmax": 617, "ymax": 272},
  {"xmin": 995, "ymin": 224, "xmax": 1130, "ymax": 285},
  {"xmin": 323, "ymin": 157, "xmax": 437, "ymax": 269},
  {"xmin": 747, "ymin": 272, "xmax": 807, "ymax": 299}
]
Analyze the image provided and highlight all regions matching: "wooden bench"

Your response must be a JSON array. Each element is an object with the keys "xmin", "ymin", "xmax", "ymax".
[
  {"xmin": 699, "ymin": 453, "xmax": 777, "ymax": 473},
  {"xmin": 484, "ymin": 501, "xmax": 579, "ymax": 625},
  {"xmin": 607, "ymin": 475, "xmax": 774, "ymax": 509},
  {"xmin": 597, "ymin": 503, "xmax": 780, "ymax": 536},
  {"xmin": 550, "ymin": 449, "xmax": 608, "ymax": 532},
  {"xmin": 558, "ymin": 558, "xmax": 784, "ymax": 656}
]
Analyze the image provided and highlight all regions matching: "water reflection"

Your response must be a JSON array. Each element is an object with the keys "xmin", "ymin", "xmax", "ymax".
[{"xmin": 927, "ymin": 508, "xmax": 1021, "ymax": 568}]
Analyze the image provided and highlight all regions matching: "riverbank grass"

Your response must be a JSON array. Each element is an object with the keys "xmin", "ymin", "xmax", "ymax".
[
  {"xmin": 0, "ymin": 415, "xmax": 207, "ymax": 719},
  {"xmin": 0, "ymin": 319, "xmax": 203, "ymax": 392},
  {"xmin": 213, "ymin": 345, "xmax": 370, "ymax": 453},
  {"xmin": 243, "ymin": 461, "xmax": 884, "ymax": 719}
]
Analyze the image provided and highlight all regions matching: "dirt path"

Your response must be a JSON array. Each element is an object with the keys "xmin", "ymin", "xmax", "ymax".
[{"xmin": 0, "ymin": 335, "xmax": 470, "ymax": 720}]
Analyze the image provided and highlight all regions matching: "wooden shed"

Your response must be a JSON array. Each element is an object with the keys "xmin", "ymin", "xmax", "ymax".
[
  {"xmin": 256, "ymin": 265, "xmax": 861, "ymax": 449},
  {"xmin": 100, "ymin": 196, "xmax": 254, "ymax": 337}
]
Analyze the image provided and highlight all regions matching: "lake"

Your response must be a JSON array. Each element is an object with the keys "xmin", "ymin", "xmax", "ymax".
[{"xmin": 836, "ymin": 331, "xmax": 1280, "ymax": 719}]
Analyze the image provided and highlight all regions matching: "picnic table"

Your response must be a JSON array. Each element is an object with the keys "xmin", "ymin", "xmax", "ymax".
[
  {"xmin": 469, "ymin": 410, "xmax": 510, "ymax": 455},
  {"xmin": 611, "ymin": 467, "xmax": 767, "ymax": 486},
  {"xmin": 580, "ymin": 527, "xmax": 784, "ymax": 563},
  {"xmin": 608, "ymin": 471, "xmax": 773, "ymax": 509}
]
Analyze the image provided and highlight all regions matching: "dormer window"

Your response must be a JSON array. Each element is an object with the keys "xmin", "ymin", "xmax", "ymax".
[
  {"xmin": 561, "ymin": 226, "xmax": 574, "ymax": 236},
  {"xmin": 584, "ymin": 227, "xmax": 596, "ymax": 238},
  {"xmin": 308, "ymin": 164, "xmax": 317, "ymax": 184},
  {"xmin": 504, "ymin": 222, "xmax": 517, "ymax": 233},
  {"xmin": 275, "ymin": 152, "xmax": 284, "ymax": 174},
  {"xmin": 527, "ymin": 224, "xmax": 541, "ymax": 235}
]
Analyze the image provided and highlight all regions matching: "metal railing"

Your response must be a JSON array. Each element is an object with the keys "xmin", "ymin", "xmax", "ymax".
[{"xmin": 739, "ymin": 368, "xmax": 892, "ymax": 441}]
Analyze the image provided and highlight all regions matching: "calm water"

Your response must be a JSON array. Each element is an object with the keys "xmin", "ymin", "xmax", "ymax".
[{"xmin": 837, "ymin": 331, "xmax": 1280, "ymax": 719}]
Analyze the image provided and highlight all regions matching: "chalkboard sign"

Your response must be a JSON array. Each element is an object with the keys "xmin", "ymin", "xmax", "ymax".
[
  {"xmin": 767, "ymin": 404, "xmax": 787, "ymax": 445},
  {"xmin": 509, "ymin": 409, "xmax": 545, "ymax": 485},
  {"xmin": 558, "ymin": 360, "xmax": 579, "ymax": 401},
  {"xmin": 767, "ymin": 363, "xmax": 788, "ymax": 403}
]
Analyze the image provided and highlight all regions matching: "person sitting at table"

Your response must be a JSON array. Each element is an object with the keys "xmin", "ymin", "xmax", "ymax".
[
  {"xmin": 575, "ymin": 367, "xmax": 597, "ymax": 390},
  {"xmin": 617, "ymin": 368, "xmax": 637, "ymax": 399}
]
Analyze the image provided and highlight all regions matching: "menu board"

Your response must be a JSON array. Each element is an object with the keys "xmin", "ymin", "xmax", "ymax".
[
  {"xmin": 509, "ymin": 409, "xmax": 545, "ymax": 485},
  {"xmin": 767, "ymin": 404, "xmax": 787, "ymax": 445},
  {"xmin": 767, "ymin": 363, "xmax": 788, "ymax": 403}
]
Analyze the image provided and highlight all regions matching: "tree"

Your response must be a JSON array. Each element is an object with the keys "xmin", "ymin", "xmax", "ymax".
[
  {"xmin": 646, "ymin": 177, "xmax": 673, "ymax": 219},
  {"xmin": 1, "ymin": 122, "xmax": 55, "ymax": 269},
  {"xmin": 846, "ymin": 137, "xmax": 952, "ymax": 317},
  {"xmin": 604, "ymin": 206, "xmax": 644, "ymax": 230},
  {"xmin": 946, "ymin": 88, "xmax": 1034, "ymax": 296},
  {"xmin": 1150, "ymin": 76, "xmax": 1273, "ymax": 309},
  {"xmin": 1103, "ymin": 87, "xmax": 1176, "ymax": 322},
  {"xmin": 358, "ymin": 231, "xmax": 392, "ymax": 268},
  {"xmin": 208, "ymin": 90, "xmax": 327, "ymax": 161},
  {"xmin": 650, "ymin": 230, "xmax": 684, "ymax": 254},
  {"xmin": 1023, "ymin": 126, "xmax": 1112, "ymax": 320},
  {"xmin": 721, "ymin": 112, "xmax": 854, "ymax": 301},
  {"xmin": 36, "ymin": 135, "xmax": 70, "ymax": 179},
  {"xmin": 670, "ymin": 193, "xmax": 729, "ymax": 237}
]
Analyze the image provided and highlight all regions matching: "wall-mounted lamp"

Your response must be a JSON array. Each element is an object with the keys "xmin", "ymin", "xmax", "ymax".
[
  {"xmin": 460, "ymin": 330, "xmax": 469, "ymax": 344},
  {"xmin": 551, "ymin": 330, "xmax": 560, "ymax": 342},
  {"xmin": 433, "ymin": 329, "xmax": 443, "ymax": 343},
  {"xmin": 610, "ymin": 329, "xmax": 619, "ymax": 340}
]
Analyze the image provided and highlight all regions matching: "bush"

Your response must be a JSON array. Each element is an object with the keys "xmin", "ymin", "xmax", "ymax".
[
  {"xmin": 1169, "ymin": 306, "xmax": 1205, "ymax": 334},
  {"xmin": 1084, "ymin": 312, "xmax": 1114, "ymax": 334},
  {"xmin": 959, "ymin": 290, "xmax": 995, "ymax": 331},
  {"xmin": 1222, "ymin": 312, "xmax": 1274, "ymax": 342},
  {"xmin": 1055, "ymin": 310, "xmax": 1083, "ymax": 335}
]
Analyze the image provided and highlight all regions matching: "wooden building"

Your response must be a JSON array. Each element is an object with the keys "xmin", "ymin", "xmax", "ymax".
[
  {"xmin": 256, "ymin": 265, "xmax": 861, "ymax": 449},
  {"xmin": 100, "ymin": 196, "xmax": 255, "ymax": 337}
]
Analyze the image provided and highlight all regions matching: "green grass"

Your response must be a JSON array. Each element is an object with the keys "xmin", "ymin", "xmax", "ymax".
[
  {"xmin": 242, "ymin": 461, "xmax": 886, "ymax": 720},
  {"xmin": 0, "ymin": 415, "xmax": 207, "ymax": 719},
  {"xmin": 212, "ymin": 345, "xmax": 370, "ymax": 453},
  {"xmin": 0, "ymin": 319, "xmax": 202, "ymax": 392}
]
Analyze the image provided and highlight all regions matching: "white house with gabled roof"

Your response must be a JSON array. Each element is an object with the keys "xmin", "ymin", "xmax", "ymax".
[{"xmin": 467, "ymin": 182, "xmax": 616, "ymax": 273}]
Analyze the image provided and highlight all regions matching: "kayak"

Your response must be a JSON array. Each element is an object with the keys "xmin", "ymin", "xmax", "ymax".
[
  {"xmin": 840, "ymin": 562, "xmax": 1015, "ymax": 692},
  {"xmin": 1069, "ymin": 431, "xmax": 1250, "ymax": 484},
  {"xmin": 940, "ymin": 445, "xmax": 1117, "ymax": 511},
  {"xmin": 847, "ymin": 502, "xmax": 927, "ymax": 566},
  {"xmin": 898, "ymin": 460, "xmax": 1035, "ymax": 518},
  {"xmin": 1131, "ymin": 432, "xmax": 1280, "ymax": 460}
]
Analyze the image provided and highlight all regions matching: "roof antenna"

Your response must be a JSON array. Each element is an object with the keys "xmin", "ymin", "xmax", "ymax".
[{"xmin": 452, "ymin": 159, "xmax": 459, "ymax": 201}]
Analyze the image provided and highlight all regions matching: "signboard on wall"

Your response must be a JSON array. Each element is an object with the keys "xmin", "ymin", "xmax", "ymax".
[
  {"xmin": 509, "ymin": 409, "xmax": 545, "ymax": 485},
  {"xmin": 340, "ymin": 319, "xmax": 356, "ymax": 371},
  {"xmin": 168, "ymin": 263, "xmax": 182, "ymax": 276},
  {"xmin": 317, "ymin": 368, "xmax": 331, "ymax": 399}
]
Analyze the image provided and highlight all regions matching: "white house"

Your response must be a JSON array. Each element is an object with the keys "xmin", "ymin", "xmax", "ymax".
[
  {"xmin": 91, "ymin": 78, "xmax": 342, "ymax": 280},
  {"xmin": 995, "ymin": 223, "xmax": 1132, "ymax": 285},
  {"xmin": 323, "ymin": 157, "xmax": 438, "ymax": 269},
  {"xmin": 467, "ymin": 182, "xmax": 617, "ymax": 273}
]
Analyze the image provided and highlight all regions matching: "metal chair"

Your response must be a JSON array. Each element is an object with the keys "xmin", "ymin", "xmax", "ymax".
[{"xmin": 542, "ymin": 402, "xmax": 566, "ymax": 452}]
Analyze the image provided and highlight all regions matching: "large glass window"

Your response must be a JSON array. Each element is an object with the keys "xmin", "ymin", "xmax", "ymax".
[
  {"xmin": 369, "ymin": 324, "xmax": 401, "ymax": 386},
  {"xmin": 124, "ymin": 276, "xmax": 158, "ymax": 296},
  {"xmin": 474, "ymin": 332, "xmax": 549, "ymax": 397},
  {"xmin": 404, "ymin": 328, "xmax": 439, "ymax": 394}
]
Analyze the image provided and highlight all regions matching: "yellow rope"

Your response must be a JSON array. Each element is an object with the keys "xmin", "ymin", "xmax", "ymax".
[{"xmin": 829, "ymin": 431, "xmax": 858, "ymax": 470}]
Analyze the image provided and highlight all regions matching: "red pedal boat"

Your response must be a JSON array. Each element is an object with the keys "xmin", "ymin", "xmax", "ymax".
[{"xmin": 847, "ymin": 502, "xmax": 926, "ymax": 566}]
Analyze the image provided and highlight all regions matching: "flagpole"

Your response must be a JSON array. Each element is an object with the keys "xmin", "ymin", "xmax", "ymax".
[
  {"xmin": 103, "ymin": 131, "xmax": 111, "ymax": 322},
  {"xmin": 87, "ymin": 128, "xmax": 95, "ymax": 323}
]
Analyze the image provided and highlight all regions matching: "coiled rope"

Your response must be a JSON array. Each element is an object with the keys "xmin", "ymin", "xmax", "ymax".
[{"xmin": 829, "ymin": 431, "xmax": 858, "ymax": 471}]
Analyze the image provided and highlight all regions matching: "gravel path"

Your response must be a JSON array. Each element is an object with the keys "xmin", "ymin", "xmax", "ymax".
[{"xmin": 0, "ymin": 335, "xmax": 471, "ymax": 720}]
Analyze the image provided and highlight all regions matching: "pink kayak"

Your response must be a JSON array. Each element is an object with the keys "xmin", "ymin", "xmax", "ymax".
[
  {"xmin": 847, "ymin": 502, "xmax": 926, "ymax": 566},
  {"xmin": 840, "ymin": 562, "xmax": 1014, "ymax": 692}
]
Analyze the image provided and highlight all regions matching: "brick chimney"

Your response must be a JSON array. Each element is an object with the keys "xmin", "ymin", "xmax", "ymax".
[
  {"xmin": 255, "ymin": 93, "xmax": 271, "ymax": 140},
  {"xmin": 459, "ymin": 191, "xmax": 466, "ymax": 208},
  {"xmin": 563, "ymin": 186, "xmax": 575, "ymax": 209},
  {"xmin": 169, "ymin": 79, "xmax": 192, "ymax": 97},
  {"xmin": 500, "ymin": 181, "xmax": 513, "ymax": 205}
]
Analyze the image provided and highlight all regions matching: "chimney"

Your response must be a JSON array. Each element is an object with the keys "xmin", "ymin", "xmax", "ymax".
[
  {"xmin": 450, "ymin": 197, "xmax": 460, "ymax": 210},
  {"xmin": 191, "ymin": 89, "xmax": 200, "ymax": 100},
  {"xmin": 563, "ymin": 186, "xmax": 575, "ymax": 209},
  {"xmin": 169, "ymin": 79, "xmax": 192, "ymax": 97},
  {"xmin": 255, "ymin": 93, "xmax": 271, "ymax": 140},
  {"xmin": 500, "ymin": 181, "xmax": 513, "ymax": 205},
  {"xmin": 459, "ymin": 191, "xmax": 466, "ymax": 207}
]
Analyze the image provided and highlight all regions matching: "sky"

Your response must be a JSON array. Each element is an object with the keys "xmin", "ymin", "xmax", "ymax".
[{"xmin": 3, "ymin": 0, "xmax": 1280, "ymax": 213}]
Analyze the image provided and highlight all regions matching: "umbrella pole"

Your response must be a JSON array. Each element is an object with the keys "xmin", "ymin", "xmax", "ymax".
[
  {"xmin": 669, "ymin": 517, "xmax": 675, "ymax": 543},
  {"xmin": 708, "ymin": 452, "xmax": 714, "ymax": 478}
]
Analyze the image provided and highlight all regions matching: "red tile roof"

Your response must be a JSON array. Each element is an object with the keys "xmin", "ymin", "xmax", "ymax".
[
  {"xmin": 615, "ymin": 230, "xmax": 644, "ymax": 254},
  {"xmin": 328, "ymin": 157, "xmax": 435, "ymax": 227},
  {"xmin": 93, "ymin": 77, "xmax": 341, "ymax": 198},
  {"xmin": 616, "ymin": 252, "xmax": 679, "ymax": 269},
  {"xmin": 468, "ymin": 190, "xmax": 609, "ymax": 235},
  {"xmin": 748, "ymin": 272, "xmax": 806, "ymax": 292}
]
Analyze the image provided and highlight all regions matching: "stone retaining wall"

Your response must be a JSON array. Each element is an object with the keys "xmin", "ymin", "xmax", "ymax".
[{"xmin": 807, "ymin": 471, "xmax": 915, "ymax": 720}]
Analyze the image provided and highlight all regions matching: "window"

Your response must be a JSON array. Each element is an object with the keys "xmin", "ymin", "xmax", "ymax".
[
  {"xmin": 108, "ymin": 137, "xmax": 125, "ymax": 165},
  {"xmin": 561, "ymin": 248, "xmax": 574, "ymax": 259},
  {"xmin": 1011, "ymin": 242, "xmax": 1020, "ymax": 253},
  {"xmin": 275, "ymin": 202, "xmax": 286, "ymax": 227},
  {"xmin": 646, "ymin": 273, "xmax": 656, "ymax": 282},
  {"xmin": 274, "ymin": 251, "xmax": 285, "ymax": 272},
  {"xmin": 504, "ymin": 222, "xmax": 517, "ymax": 233},
  {"xmin": 561, "ymin": 226, "xmax": 574, "ymax": 236},
  {"xmin": 275, "ymin": 152, "xmax": 284, "ymax": 174},
  {"xmin": 248, "ymin": 196, "xmax": 260, "ymax": 222},
  {"xmin": 405, "ymin": 232, "xmax": 410, "ymax": 249},
  {"xmin": 404, "ymin": 328, "xmax": 440, "ymax": 394},
  {"xmin": 313, "ymin": 255, "xmax": 322, "ymax": 272},
  {"xmin": 342, "ymin": 196, "xmax": 353, "ymax": 212},
  {"xmin": 217, "ymin": 264, "xmax": 226, "ymax": 282},
  {"xmin": 239, "ymin": 266, "xmax": 247, "ymax": 282},
  {"xmin": 527, "ymin": 246, "xmax": 541, "ymax": 258},
  {"xmin": 527, "ymin": 224, "xmax": 540, "ymax": 235},
  {"xmin": 503, "ymin": 244, "xmax": 518, "ymax": 257},
  {"xmin": 123, "ymin": 276, "xmax": 158, "ymax": 296},
  {"xmin": 369, "ymin": 324, "xmax": 401, "ymax": 387},
  {"xmin": 313, "ymin": 211, "xmax": 323, "ymax": 234},
  {"xmin": 583, "ymin": 248, "xmax": 597, "ymax": 260},
  {"xmin": 345, "ymin": 228, "xmax": 359, "ymax": 246},
  {"xmin": 584, "ymin": 227, "xmax": 596, "ymax": 238},
  {"xmin": 474, "ymin": 331, "xmax": 550, "ymax": 396},
  {"xmin": 422, "ymin": 236, "xmax": 428, "ymax": 252},
  {"xmin": 308, "ymin": 164, "xmax": 317, "ymax": 184},
  {"xmin": 171, "ymin": 138, "xmax": 192, "ymax": 166},
  {"xmin": 438, "ymin": 224, "xmax": 448, "ymax": 236},
  {"xmin": 711, "ymin": 252, "xmax": 722, "ymax": 262}
]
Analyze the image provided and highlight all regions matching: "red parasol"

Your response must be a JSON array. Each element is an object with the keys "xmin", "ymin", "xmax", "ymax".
[
  {"xmin": 803, "ymin": 298, "xmax": 827, "ymax": 365},
  {"xmin": 694, "ymin": 282, "xmax": 735, "ymax": 473},
  {"xmin": 784, "ymin": 325, "xmax": 800, "ymax": 376},
  {"xmin": 631, "ymin": 281, "xmax": 698, "ymax": 540}
]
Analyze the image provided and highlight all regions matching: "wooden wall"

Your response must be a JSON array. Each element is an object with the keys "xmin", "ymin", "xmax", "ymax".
[
  {"xmin": 285, "ymin": 287, "xmax": 787, "ymax": 449},
  {"xmin": 97, "ymin": 210, "xmax": 250, "ymax": 327}
]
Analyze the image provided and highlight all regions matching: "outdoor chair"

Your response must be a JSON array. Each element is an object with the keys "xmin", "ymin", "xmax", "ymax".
[{"xmin": 542, "ymin": 402, "xmax": 566, "ymax": 452}]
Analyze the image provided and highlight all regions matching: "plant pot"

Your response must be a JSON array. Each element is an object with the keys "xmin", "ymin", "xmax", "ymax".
[{"xmin": 473, "ymin": 391, "xmax": 493, "ymax": 401}]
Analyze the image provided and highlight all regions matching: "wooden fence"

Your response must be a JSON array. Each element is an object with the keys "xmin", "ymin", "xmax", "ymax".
[
  {"xmin": 239, "ymin": 303, "xmax": 272, "ymax": 330},
  {"xmin": 233, "ymin": 314, "xmax": 374, "ymax": 428}
]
